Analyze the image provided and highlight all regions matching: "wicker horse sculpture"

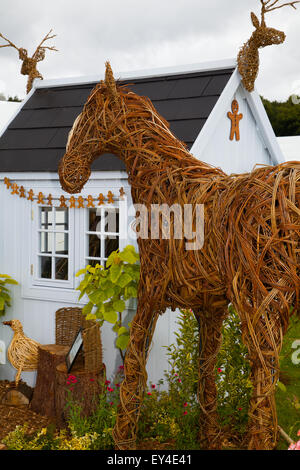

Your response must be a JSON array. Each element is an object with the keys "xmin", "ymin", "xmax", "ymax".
[{"xmin": 58, "ymin": 63, "xmax": 300, "ymax": 450}]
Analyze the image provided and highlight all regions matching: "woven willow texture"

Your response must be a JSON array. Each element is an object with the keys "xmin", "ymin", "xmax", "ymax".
[
  {"xmin": 0, "ymin": 30, "xmax": 57, "ymax": 93},
  {"xmin": 237, "ymin": 1, "xmax": 299, "ymax": 92},
  {"xmin": 55, "ymin": 307, "xmax": 103, "ymax": 373},
  {"xmin": 58, "ymin": 62, "xmax": 300, "ymax": 450},
  {"xmin": 3, "ymin": 320, "xmax": 41, "ymax": 386}
]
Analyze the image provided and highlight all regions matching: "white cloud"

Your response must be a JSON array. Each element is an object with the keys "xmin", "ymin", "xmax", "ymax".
[{"xmin": 0, "ymin": 0, "xmax": 299, "ymax": 101}]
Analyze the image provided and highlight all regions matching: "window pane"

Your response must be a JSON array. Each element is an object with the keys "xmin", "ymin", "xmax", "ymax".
[
  {"xmin": 86, "ymin": 258, "xmax": 102, "ymax": 268},
  {"xmin": 104, "ymin": 235, "xmax": 119, "ymax": 258},
  {"xmin": 40, "ymin": 207, "xmax": 53, "ymax": 230},
  {"xmin": 55, "ymin": 233, "xmax": 69, "ymax": 255},
  {"xmin": 105, "ymin": 208, "xmax": 119, "ymax": 233},
  {"xmin": 88, "ymin": 234, "xmax": 101, "ymax": 258},
  {"xmin": 40, "ymin": 232, "xmax": 53, "ymax": 254},
  {"xmin": 55, "ymin": 208, "xmax": 69, "ymax": 230},
  {"xmin": 39, "ymin": 256, "xmax": 52, "ymax": 279},
  {"xmin": 55, "ymin": 257, "xmax": 68, "ymax": 280},
  {"xmin": 89, "ymin": 208, "xmax": 101, "ymax": 232}
]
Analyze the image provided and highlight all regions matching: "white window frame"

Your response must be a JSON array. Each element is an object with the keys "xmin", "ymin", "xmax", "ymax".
[
  {"xmin": 31, "ymin": 201, "xmax": 75, "ymax": 289},
  {"xmin": 18, "ymin": 175, "xmax": 132, "ymax": 303}
]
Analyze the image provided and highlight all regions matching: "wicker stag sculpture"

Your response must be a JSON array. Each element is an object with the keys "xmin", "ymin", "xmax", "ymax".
[
  {"xmin": 237, "ymin": 0, "xmax": 299, "ymax": 92},
  {"xmin": 58, "ymin": 62, "xmax": 300, "ymax": 451},
  {"xmin": 0, "ymin": 30, "xmax": 57, "ymax": 94}
]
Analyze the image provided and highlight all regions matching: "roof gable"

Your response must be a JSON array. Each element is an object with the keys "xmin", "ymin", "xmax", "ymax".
[{"xmin": 0, "ymin": 62, "xmax": 235, "ymax": 172}]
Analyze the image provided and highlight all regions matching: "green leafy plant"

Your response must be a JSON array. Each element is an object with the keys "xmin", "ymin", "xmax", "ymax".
[
  {"xmin": 3, "ymin": 424, "xmax": 99, "ymax": 450},
  {"xmin": 164, "ymin": 309, "xmax": 199, "ymax": 404},
  {"xmin": 0, "ymin": 274, "xmax": 18, "ymax": 317},
  {"xmin": 216, "ymin": 305, "xmax": 252, "ymax": 437},
  {"xmin": 137, "ymin": 309, "xmax": 201, "ymax": 449},
  {"xmin": 76, "ymin": 245, "xmax": 140, "ymax": 360}
]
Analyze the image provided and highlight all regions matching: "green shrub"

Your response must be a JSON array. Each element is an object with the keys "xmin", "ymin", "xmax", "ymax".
[
  {"xmin": 0, "ymin": 274, "xmax": 18, "ymax": 316},
  {"xmin": 216, "ymin": 305, "xmax": 252, "ymax": 435},
  {"xmin": 76, "ymin": 245, "xmax": 140, "ymax": 361},
  {"xmin": 137, "ymin": 309, "xmax": 201, "ymax": 449}
]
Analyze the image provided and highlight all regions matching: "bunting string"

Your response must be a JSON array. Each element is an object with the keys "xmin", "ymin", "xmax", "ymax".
[{"xmin": 3, "ymin": 177, "xmax": 125, "ymax": 208}]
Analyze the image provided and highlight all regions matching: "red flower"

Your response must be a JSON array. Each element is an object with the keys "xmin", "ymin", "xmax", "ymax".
[
  {"xmin": 147, "ymin": 392, "xmax": 152, "ymax": 396},
  {"xmin": 115, "ymin": 383, "xmax": 120, "ymax": 388},
  {"xmin": 217, "ymin": 368, "xmax": 222, "ymax": 373},
  {"xmin": 183, "ymin": 402, "xmax": 188, "ymax": 407},
  {"xmin": 183, "ymin": 411, "xmax": 188, "ymax": 415},
  {"xmin": 238, "ymin": 407, "xmax": 242, "ymax": 411},
  {"xmin": 90, "ymin": 379, "xmax": 95, "ymax": 382},
  {"xmin": 105, "ymin": 380, "xmax": 110, "ymax": 385},
  {"xmin": 119, "ymin": 365, "xmax": 124, "ymax": 370},
  {"xmin": 107, "ymin": 387, "xmax": 114, "ymax": 392},
  {"xmin": 110, "ymin": 401, "xmax": 114, "ymax": 406},
  {"xmin": 178, "ymin": 378, "xmax": 182, "ymax": 383},
  {"xmin": 151, "ymin": 384, "xmax": 156, "ymax": 389}
]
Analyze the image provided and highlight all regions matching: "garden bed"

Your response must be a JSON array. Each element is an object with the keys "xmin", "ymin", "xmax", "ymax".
[{"xmin": 0, "ymin": 380, "xmax": 53, "ymax": 446}]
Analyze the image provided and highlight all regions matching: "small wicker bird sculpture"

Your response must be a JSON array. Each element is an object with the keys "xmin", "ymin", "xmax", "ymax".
[{"xmin": 3, "ymin": 320, "xmax": 40, "ymax": 386}]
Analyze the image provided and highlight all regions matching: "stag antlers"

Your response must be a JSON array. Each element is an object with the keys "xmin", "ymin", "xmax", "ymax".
[
  {"xmin": 0, "ymin": 30, "xmax": 57, "ymax": 94},
  {"xmin": 237, "ymin": 1, "xmax": 299, "ymax": 92}
]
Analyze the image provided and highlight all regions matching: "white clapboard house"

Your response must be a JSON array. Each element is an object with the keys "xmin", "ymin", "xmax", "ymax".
[{"xmin": 0, "ymin": 59, "xmax": 285, "ymax": 386}]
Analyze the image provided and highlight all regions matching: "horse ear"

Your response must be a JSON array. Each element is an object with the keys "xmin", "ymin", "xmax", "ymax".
[
  {"xmin": 104, "ymin": 61, "xmax": 119, "ymax": 101},
  {"xmin": 251, "ymin": 12, "xmax": 260, "ymax": 29}
]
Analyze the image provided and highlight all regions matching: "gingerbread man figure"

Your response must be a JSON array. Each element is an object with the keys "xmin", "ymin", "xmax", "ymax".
[{"xmin": 227, "ymin": 99, "xmax": 243, "ymax": 141}]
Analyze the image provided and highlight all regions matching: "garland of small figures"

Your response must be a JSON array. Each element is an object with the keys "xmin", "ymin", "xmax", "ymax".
[{"xmin": 3, "ymin": 177, "xmax": 126, "ymax": 208}]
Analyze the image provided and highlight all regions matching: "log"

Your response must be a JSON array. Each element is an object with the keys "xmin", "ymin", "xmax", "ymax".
[
  {"xmin": 2, "ymin": 390, "xmax": 29, "ymax": 406},
  {"xmin": 30, "ymin": 344, "xmax": 69, "ymax": 417},
  {"xmin": 55, "ymin": 362, "xmax": 105, "ymax": 428},
  {"xmin": 0, "ymin": 379, "xmax": 33, "ymax": 405}
]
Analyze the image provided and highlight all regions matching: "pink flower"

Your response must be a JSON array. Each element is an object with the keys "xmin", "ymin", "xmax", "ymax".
[
  {"xmin": 115, "ymin": 383, "xmax": 120, "ymax": 388},
  {"xmin": 178, "ymin": 378, "xmax": 182, "ymax": 383},
  {"xmin": 105, "ymin": 380, "xmax": 110, "ymax": 385},
  {"xmin": 107, "ymin": 387, "xmax": 114, "ymax": 392},
  {"xmin": 174, "ymin": 373, "xmax": 178, "ymax": 377},
  {"xmin": 119, "ymin": 365, "xmax": 124, "ymax": 370},
  {"xmin": 296, "ymin": 441, "xmax": 300, "ymax": 450},
  {"xmin": 147, "ymin": 392, "xmax": 152, "ymax": 396},
  {"xmin": 183, "ymin": 402, "xmax": 188, "ymax": 407},
  {"xmin": 183, "ymin": 411, "xmax": 188, "ymax": 415},
  {"xmin": 297, "ymin": 430, "xmax": 300, "ymax": 437},
  {"xmin": 217, "ymin": 368, "xmax": 222, "ymax": 373}
]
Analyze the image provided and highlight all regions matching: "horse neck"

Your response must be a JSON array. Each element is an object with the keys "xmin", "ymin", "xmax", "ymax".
[{"xmin": 108, "ymin": 97, "xmax": 211, "ymax": 193}]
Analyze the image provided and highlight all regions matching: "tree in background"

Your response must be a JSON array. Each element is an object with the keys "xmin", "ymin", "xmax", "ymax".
[{"xmin": 262, "ymin": 95, "xmax": 300, "ymax": 136}]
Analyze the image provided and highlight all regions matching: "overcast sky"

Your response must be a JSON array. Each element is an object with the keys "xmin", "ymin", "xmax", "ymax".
[{"xmin": 0, "ymin": 0, "xmax": 300, "ymax": 101}]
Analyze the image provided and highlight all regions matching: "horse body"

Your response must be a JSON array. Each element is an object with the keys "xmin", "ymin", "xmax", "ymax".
[{"xmin": 59, "ymin": 64, "xmax": 300, "ymax": 450}]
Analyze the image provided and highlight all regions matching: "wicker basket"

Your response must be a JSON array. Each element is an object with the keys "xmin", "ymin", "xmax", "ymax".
[{"xmin": 55, "ymin": 307, "xmax": 103, "ymax": 373}]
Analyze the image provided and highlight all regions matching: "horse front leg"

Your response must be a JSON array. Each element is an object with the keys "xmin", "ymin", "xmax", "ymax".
[
  {"xmin": 113, "ymin": 302, "xmax": 158, "ymax": 450},
  {"xmin": 195, "ymin": 302, "xmax": 228, "ymax": 450}
]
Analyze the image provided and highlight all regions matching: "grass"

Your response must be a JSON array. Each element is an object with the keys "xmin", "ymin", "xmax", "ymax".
[{"xmin": 276, "ymin": 315, "xmax": 300, "ymax": 449}]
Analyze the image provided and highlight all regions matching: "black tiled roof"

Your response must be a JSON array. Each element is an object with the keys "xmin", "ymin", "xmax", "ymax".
[{"xmin": 0, "ymin": 68, "xmax": 234, "ymax": 172}]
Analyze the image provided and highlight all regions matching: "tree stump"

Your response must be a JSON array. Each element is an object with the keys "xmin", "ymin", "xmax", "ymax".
[
  {"xmin": 55, "ymin": 362, "xmax": 105, "ymax": 428},
  {"xmin": 30, "ymin": 344, "xmax": 69, "ymax": 417}
]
